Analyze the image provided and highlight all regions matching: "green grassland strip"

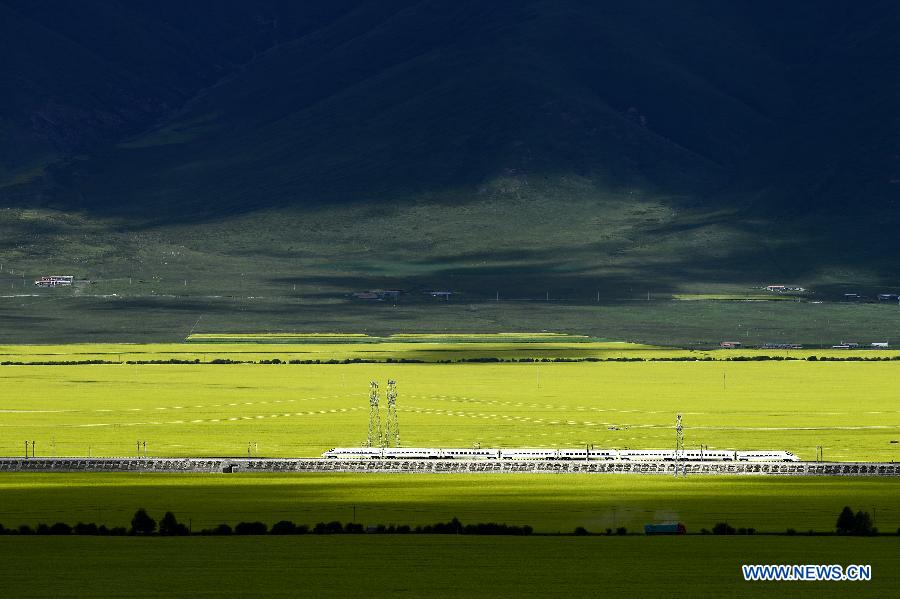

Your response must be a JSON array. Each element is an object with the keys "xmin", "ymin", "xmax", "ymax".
[
  {"xmin": 1, "ymin": 536, "xmax": 896, "ymax": 598},
  {"xmin": 190, "ymin": 334, "xmax": 373, "ymax": 341},
  {"xmin": 0, "ymin": 473, "xmax": 897, "ymax": 534},
  {"xmin": 186, "ymin": 332, "xmax": 603, "ymax": 344}
]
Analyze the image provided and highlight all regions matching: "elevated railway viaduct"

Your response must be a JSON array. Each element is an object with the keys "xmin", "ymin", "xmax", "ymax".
[{"xmin": 0, "ymin": 458, "xmax": 898, "ymax": 476}]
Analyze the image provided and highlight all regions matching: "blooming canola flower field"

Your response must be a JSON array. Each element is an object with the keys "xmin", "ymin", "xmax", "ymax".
[{"xmin": 1, "ymin": 351, "xmax": 899, "ymax": 461}]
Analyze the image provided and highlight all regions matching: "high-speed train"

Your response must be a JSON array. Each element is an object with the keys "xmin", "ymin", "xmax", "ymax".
[{"xmin": 321, "ymin": 447, "xmax": 800, "ymax": 462}]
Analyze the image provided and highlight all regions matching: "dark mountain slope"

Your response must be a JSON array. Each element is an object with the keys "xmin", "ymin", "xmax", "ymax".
[
  {"xmin": 737, "ymin": 2, "xmax": 900, "ymax": 218},
  {"xmin": 5, "ymin": 1, "xmax": 810, "ymax": 219},
  {"xmin": 0, "ymin": 1, "xmax": 897, "ymax": 273},
  {"xmin": 0, "ymin": 0, "xmax": 366, "ymax": 190}
]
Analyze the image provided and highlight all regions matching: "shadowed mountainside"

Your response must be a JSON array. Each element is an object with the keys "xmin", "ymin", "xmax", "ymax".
[
  {"xmin": 2, "ymin": 1, "xmax": 896, "ymax": 222},
  {"xmin": 0, "ymin": 2, "xmax": 898, "ymax": 344}
]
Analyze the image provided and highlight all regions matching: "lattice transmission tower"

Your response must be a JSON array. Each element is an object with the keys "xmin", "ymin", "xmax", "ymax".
[
  {"xmin": 383, "ymin": 379, "xmax": 400, "ymax": 448},
  {"xmin": 674, "ymin": 413, "xmax": 685, "ymax": 477},
  {"xmin": 366, "ymin": 381, "xmax": 382, "ymax": 448}
]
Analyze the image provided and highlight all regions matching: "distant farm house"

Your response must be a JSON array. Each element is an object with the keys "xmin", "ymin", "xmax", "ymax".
[
  {"xmin": 720, "ymin": 341, "xmax": 742, "ymax": 349},
  {"xmin": 765, "ymin": 284, "xmax": 805, "ymax": 292},
  {"xmin": 34, "ymin": 275, "xmax": 74, "ymax": 287}
]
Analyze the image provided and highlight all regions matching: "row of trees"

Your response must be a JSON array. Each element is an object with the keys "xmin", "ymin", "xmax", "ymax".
[
  {"xmin": 574, "ymin": 526, "xmax": 628, "ymax": 535},
  {"xmin": 6, "ymin": 355, "xmax": 898, "ymax": 367},
  {"xmin": 0, "ymin": 507, "xmax": 886, "ymax": 537},
  {"xmin": 836, "ymin": 506, "xmax": 877, "ymax": 535},
  {"xmin": 699, "ymin": 506, "xmax": 879, "ymax": 536},
  {"xmin": 202, "ymin": 518, "xmax": 533, "ymax": 536},
  {"xmin": 0, "ymin": 511, "xmax": 533, "ymax": 537},
  {"xmin": 0, "ymin": 510, "xmax": 194, "ymax": 536},
  {"xmin": 703, "ymin": 523, "xmax": 757, "ymax": 535}
]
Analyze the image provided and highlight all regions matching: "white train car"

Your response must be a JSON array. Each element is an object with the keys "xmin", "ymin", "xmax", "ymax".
[
  {"xmin": 499, "ymin": 448, "xmax": 558, "ymax": 460},
  {"xmin": 445, "ymin": 448, "xmax": 502, "ymax": 459},
  {"xmin": 615, "ymin": 449, "xmax": 798, "ymax": 462},
  {"xmin": 322, "ymin": 447, "xmax": 384, "ymax": 459},
  {"xmin": 321, "ymin": 447, "xmax": 502, "ymax": 459},
  {"xmin": 661, "ymin": 449, "xmax": 735, "ymax": 461},
  {"xmin": 736, "ymin": 451, "xmax": 798, "ymax": 462},
  {"xmin": 617, "ymin": 449, "xmax": 737, "ymax": 461},
  {"xmin": 557, "ymin": 448, "xmax": 619, "ymax": 460}
]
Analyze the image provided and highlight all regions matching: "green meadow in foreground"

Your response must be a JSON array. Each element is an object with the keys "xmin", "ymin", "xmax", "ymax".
[
  {"xmin": 1, "ymin": 360, "xmax": 899, "ymax": 460},
  {"xmin": 1, "ymin": 536, "xmax": 897, "ymax": 598},
  {"xmin": 0, "ymin": 473, "xmax": 898, "ymax": 533}
]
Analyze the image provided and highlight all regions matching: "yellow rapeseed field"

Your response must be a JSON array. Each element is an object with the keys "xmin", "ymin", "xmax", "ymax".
[{"xmin": 1, "ymin": 359, "xmax": 898, "ymax": 461}]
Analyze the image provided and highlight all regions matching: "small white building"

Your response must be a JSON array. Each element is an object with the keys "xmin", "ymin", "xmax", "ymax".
[{"xmin": 34, "ymin": 275, "xmax": 74, "ymax": 287}]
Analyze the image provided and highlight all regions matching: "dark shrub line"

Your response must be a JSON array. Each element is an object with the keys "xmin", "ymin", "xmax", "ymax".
[
  {"xmin": 0, "ymin": 512, "xmax": 532, "ymax": 537},
  {"xmin": 574, "ymin": 527, "xmax": 628, "ymax": 536},
  {"xmin": 4, "ymin": 355, "xmax": 900, "ymax": 367},
  {"xmin": 0, "ymin": 508, "xmax": 892, "ymax": 537},
  {"xmin": 206, "ymin": 517, "xmax": 534, "ymax": 536},
  {"xmin": 1, "ymin": 522, "xmax": 128, "ymax": 536}
]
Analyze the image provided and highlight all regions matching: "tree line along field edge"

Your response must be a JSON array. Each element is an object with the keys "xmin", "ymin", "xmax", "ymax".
[{"xmin": 1, "ymin": 340, "xmax": 900, "ymax": 364}]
